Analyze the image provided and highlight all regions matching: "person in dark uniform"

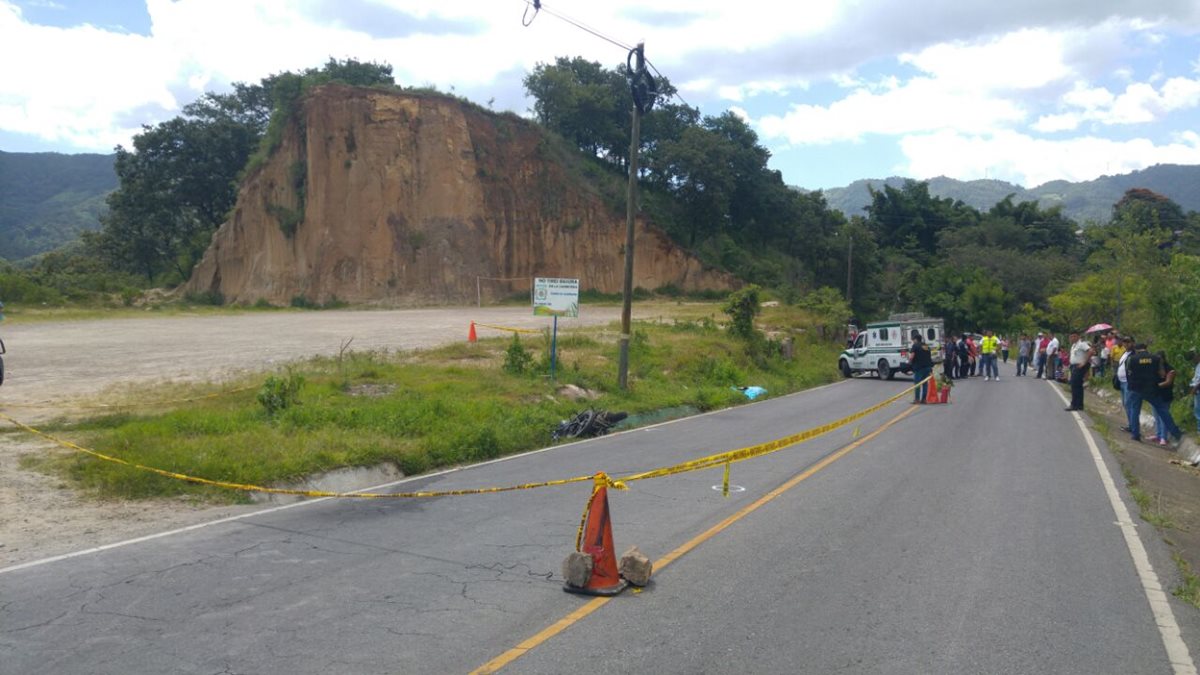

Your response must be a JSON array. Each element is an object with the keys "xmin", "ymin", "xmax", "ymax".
[
  {"xmin": 1125, "ymin": 342, "xmax": 1184, "ymax": 448},
  {"xmin": 943, "ymin": 333, "xmax": 957, "ymax": 380},
  {"xmin": 956, "ymin": 334, "xmax": 969, "ymax": 379},
  {"xmin": 910, "ymin": 334, "xmax": 934, "ymax": 403}
]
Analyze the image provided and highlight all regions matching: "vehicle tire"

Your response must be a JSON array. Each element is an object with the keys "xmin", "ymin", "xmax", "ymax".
[
  {"xmin": 877, "ymin": 359, "xmax": 892, "ymax": 380},
  {"xmin": 839, "ymin": 359, "xmax": 852, "ymax": 378}
]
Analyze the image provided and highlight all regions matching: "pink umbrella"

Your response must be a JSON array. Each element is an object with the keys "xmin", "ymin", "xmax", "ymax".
[{"xmin": 1085, "ymin": 322, "xmax": 1112, "ymax": 333}]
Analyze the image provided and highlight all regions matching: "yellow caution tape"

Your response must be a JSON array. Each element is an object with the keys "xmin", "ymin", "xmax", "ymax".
[
  {"xmin": 0, "ymin": 378, "xmax": 930, "ymax": 500},
  {"xmin": 473, "ymin": 322, "xmax": 543, "ymax": 335},
  {"xmin": 0, "ymin": 411, "xmax": 600, "ymax": 499},
  {"xmin": 614, "ymin": 378, "xmax": 928, "ymax": 485}
]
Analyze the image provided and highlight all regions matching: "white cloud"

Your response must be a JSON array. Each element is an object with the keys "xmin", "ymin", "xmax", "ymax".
[
  {"xmin": 716, "ymin": 79, "xmax": 793, "ymax": 102},
  {"xmin": 0, "ymin": 3, "xmax": 177, "ymax": 148},
  {"xmin": 899, "ymin": 129, "xmax": 1200, "ymax": 187},
  {"xmin": 1034, "ymin": 76, "xmax": 1200, "ymax": 131},
  {"xmin": 900, "ymin": 28, "xmax": 1073, "ymax": 92},
  {"xmin": 758, "ymin": 76, "xmax": 1026, "ymax": 145},
  {"xmin": 728, "ymin": 105, "xmax": 750, "ymax": 123}
]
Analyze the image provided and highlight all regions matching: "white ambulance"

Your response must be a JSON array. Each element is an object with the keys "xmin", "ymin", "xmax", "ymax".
[{"xmin": 839, "ymin": 313, "xmax": 944, "ymax": 380}]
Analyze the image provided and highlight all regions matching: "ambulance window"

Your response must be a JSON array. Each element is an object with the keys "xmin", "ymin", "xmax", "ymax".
[
  {"xmin": 854, "ymin": 333, "xmax": 866, "ymax": 349},
  {"xmin": 927, "ymin": 327, "xmax": 937, "ymax": 341},
  {"xmin": 879, "ymin": 328, "xmax": 888, "ymax": 341}
]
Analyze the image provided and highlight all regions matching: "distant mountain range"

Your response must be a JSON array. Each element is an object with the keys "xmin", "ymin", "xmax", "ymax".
[
  {"xmin": 814, "ymin": 164, "xmax": 1200, "ymax": 224},
  {"xmin": 0, "ymin": 150, "xmax": 116, "ymax": 261}
]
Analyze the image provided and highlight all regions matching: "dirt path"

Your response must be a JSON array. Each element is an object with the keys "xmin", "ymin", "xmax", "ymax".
[{"xmin": 0, "ymin": 306, "xmax": 632, "ymax": 568}]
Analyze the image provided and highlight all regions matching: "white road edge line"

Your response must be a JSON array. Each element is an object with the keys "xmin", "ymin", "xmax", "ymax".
[
  {"xmin": 0, "ymin": 379, "xmax": 853, "ymax": 575},
  {"xmin": 1050, "ymin": 382, "xmax": 1197, "ymax": 675}
]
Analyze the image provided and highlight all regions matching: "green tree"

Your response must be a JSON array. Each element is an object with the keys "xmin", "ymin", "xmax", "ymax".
[
  {"xmin": 865, "ymin": 181, "xmax": 979, "ymax": 262},
  {"xmin": 655, "ymin": 126, "xmax": 735, "ymax": 246},
  {"xmin": 961, "ymin": 274, "xmax": 1010, "ymax": 331}
]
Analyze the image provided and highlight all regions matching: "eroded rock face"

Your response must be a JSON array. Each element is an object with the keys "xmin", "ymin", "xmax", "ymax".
[{"xmin": 186, "ymin": 84, "xmax": 734, "ymax": 305}]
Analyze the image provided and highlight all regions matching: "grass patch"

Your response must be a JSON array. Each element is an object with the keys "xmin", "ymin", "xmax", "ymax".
[
  {"xmin": 1173, "ymin": 553, "xmax": 1200, "ymax": 608},
  {"xmin": 27, "ymin": 307, "xmax": 844, "ymax": 502},
  {"xmin": 1128, "ymin": 483, "xmax": 1176, "ymax": 529}
]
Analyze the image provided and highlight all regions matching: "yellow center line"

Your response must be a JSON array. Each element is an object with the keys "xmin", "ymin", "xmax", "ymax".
[{"xmin": 469, "ymin": 405, "xmax": 918, "ymax": 674}]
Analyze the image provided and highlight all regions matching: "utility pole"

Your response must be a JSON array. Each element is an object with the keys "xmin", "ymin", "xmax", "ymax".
[{"xmin": 618, "ymin": 42, "xmax": 651, "ymax": 390}]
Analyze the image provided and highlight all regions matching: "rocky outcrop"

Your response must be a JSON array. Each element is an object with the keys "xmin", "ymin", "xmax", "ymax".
[{"xmin": 185, "ymin": 84, "xmax": 734, "ymax": 305}]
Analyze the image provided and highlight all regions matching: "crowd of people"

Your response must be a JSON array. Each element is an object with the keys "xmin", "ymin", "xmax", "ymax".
[{"xmin": 910, "ymin": 328, "xmax": 1200, "ymax": 454}]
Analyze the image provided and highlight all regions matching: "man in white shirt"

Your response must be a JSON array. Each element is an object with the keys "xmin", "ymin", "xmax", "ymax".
[
  {"xmin": 1066, "ymin": 332, "xmax": 1093, "ymax": 411},
  {"xmin": 1043, "ymin": 332, "xmax": 1059, "ymax": 380}
]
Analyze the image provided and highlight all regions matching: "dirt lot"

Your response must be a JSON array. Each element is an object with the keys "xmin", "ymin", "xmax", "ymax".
[{"xmin": 0, "ymin": 306, "xmax": 636, "ymax": 568}]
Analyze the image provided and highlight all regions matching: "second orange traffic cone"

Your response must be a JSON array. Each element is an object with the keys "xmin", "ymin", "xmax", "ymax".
[
  {"xmin": 564, "ymin": 476, "xmax": 628, "ymax": 597},
  {"xmin": 925, "ymin": 375, "xmax": 939, "ymax": 404},
  {"xmin": 468, "ymin": 321, "xmax": 477, "ymax": 343}
]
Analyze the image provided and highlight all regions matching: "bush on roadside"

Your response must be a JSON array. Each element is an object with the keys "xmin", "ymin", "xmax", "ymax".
[
  {"xmin": 258, "ymin": 370, "xmax": 305, "ymax": 416},
  {"xmin": 503, "ymin": 334, "xmax": 534, "ymax": 375}
]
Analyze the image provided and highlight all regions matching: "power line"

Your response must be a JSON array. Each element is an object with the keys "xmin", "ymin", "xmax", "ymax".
[
  {"xmin": 645, "ymin": 59, "xmax": 692, "ymax": 110},
  {"xmin": 519, "ymin": 2, "xmax": 689, "ymax": 114},
  {"xmin": 519, "ymin": 0, "xmax": 633, "ymax": 51}
]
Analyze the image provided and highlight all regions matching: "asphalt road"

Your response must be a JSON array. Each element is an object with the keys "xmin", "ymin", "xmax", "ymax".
[{"xmin": 2, "ymin": 375, "xmax": 1197, "ymax": 674}]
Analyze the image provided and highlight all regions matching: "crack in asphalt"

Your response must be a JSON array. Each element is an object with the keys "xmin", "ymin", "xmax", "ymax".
[
  {"xmin": 467, "ymin": 560, "xmax": 557, "ymax": 583},
  {"xmin": 0, "ymin": 610, "xmax": 68, "ymax": 634}
]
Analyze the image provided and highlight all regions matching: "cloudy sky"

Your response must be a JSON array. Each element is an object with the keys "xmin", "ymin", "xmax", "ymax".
[{"xmin": 2, "ymin": 0, "xmax": 1199, "ymax": 189}]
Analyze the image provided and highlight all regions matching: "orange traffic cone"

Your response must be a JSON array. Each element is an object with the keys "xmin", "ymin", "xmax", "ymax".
[
  {"xmin": 926, "ymin": 375, "xmax": 939, "ymax": 404},
  {"xmin": 564, "ymin": 478, "xmax": 628, "ymax": 597},
  {"xmin": 468, "ymin": 321, "xmax": 477, "ymax": 343}
]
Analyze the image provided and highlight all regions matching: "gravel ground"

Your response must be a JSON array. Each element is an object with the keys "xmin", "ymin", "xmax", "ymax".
[{"xmin": 0, "ymin": 306, "xmax": 631, "ymax": 568}]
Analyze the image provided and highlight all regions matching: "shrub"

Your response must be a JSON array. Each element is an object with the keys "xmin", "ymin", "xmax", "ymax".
[
  {"xmin": 723, "ymin": 285, "xmax": 762, "ymax": 339},
  {"xmin": 257, "ymin": 370, "xmax": 305, "ymax": 416},
  {"xmin": 503, "ymin": 334, "xmax": 534, "ymax": 375}
]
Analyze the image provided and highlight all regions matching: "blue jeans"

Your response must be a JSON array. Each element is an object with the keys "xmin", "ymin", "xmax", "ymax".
[
  {"xmin": 1127, "ymin": 390, "xmax": 1180, "ymax": 441},
  {"xmin": 1016, "ymin": 355, "xmax": 1028, "ymax": 375},
  {"xmin": 984, "ymin": 354, "xmax": 998, "ymax": 378},
  {"xmin": 913, "ymin": 367, "xmax": 932, "ymax": 401},
  {"xmin": 1194, "ymin": 393, "xmax": 1200, "ymax": 432}
]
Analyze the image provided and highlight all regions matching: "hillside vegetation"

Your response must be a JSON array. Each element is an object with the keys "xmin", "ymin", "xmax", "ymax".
[{"xmin": 0, "ymin": 150, "xmax": 115, "ymax": 260}]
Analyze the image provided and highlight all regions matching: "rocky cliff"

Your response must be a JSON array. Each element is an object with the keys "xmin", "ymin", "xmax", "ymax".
[{"xmin": 185, "ymin": 84, "xmax": 734, "ymax": 305}]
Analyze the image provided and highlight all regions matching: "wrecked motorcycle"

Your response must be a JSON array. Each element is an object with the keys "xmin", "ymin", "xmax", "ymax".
[{"xmin": 551, "ymin": 409, "xmax": 628, "ymax": 442}]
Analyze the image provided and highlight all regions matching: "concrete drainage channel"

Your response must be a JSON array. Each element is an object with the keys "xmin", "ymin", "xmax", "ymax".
[
  {"xmin": 250, "ymin": 463, "xmax": 404, "ymax": 503},
  {"xmin": 612, "ymin": 405, "xmax": 700, "ymax": 431}
]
